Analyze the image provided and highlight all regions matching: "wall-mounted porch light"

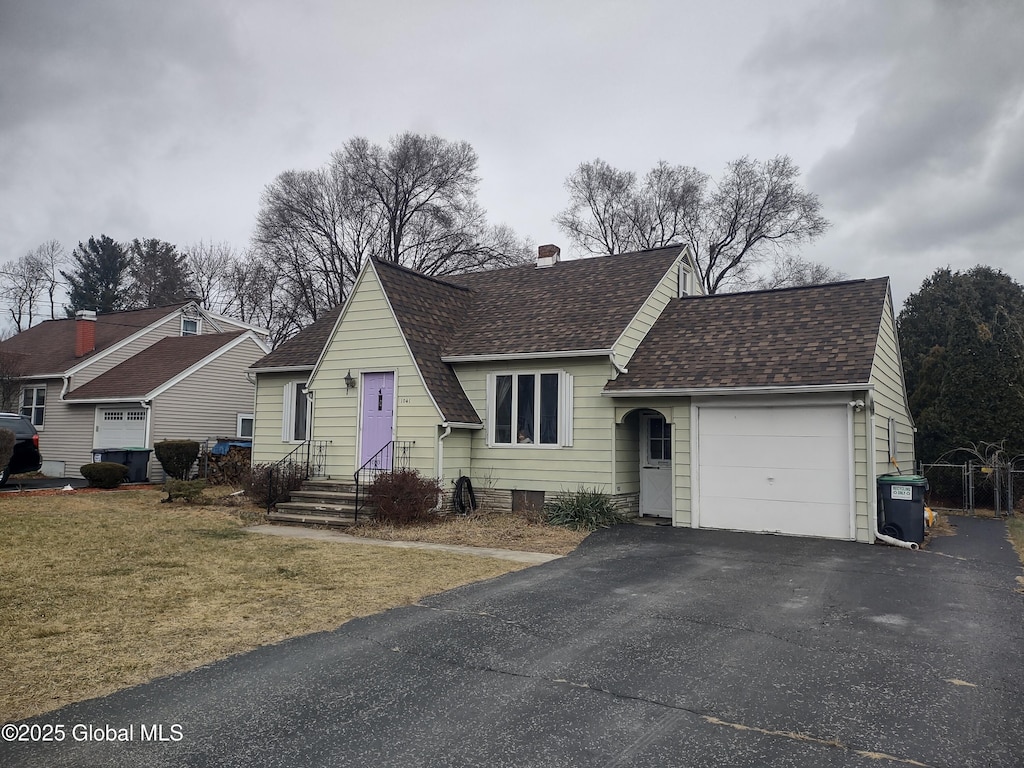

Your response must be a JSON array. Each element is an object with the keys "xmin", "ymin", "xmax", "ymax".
[{"xmin": 344, "ymin": 370, "xmax": 356, "ymax": 390}]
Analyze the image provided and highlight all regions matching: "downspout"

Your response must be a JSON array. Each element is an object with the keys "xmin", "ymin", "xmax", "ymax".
[
  {"xmin": 866, "ymin": 394, "xmax": 919, "ymax": 551},
  {"xmin": 435, "ymin": 424, "xmax": 452, "ymax": 512}
]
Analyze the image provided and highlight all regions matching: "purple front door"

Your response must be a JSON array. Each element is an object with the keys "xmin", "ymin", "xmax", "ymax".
[{"xmin": 360, "ymin": 372, "xmax": 395, "ymax": 467}]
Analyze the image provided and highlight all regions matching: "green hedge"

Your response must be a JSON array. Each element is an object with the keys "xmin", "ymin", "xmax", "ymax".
[
  {"xmin": 80, "ymin": 462, "xmax": 129, "ymax": 489},
  {"xmin": 154, "ymin": 440, "xmax": 200, "ymax": 480}
]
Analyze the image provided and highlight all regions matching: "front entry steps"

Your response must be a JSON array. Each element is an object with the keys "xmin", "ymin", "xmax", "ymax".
[{"xmin": 268, "ymin": 479, "xmax": 372, "ymax": 527}]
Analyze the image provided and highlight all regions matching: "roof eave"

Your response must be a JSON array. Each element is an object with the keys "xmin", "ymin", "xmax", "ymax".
[
  {"xmin": 249, "ymin": 365, "xmax": 315, "ymax": 374},
  {"xmin": 603, "ymin": 383, "xmax": 874, "ymax": 397},
  {"xmin": 442, "ymin": 348, "xmax": 615, "ymax": 364}
]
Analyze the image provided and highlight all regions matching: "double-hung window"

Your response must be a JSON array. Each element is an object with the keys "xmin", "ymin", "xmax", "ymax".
[
  {"xmin": 489, "ymin": 371, "xmax": 572, "ymax": 447},
  {"xmin": 282, "ymin": 381, "xmax": 310, "ymax": 442},
  {"xmin": 21, "ymin": 386, "xmax": 45, "ymax": 428}
]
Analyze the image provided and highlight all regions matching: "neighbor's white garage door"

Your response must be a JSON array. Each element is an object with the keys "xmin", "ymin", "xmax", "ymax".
[
  {"xmin": 697, "ymin": 404, "xmax": 852, "ymax": 540},
  {"xmin": 95, "ymin": 406, "xmax": 147, "ymax": 448}
]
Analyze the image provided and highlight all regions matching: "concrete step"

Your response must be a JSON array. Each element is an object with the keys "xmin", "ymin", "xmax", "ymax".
[
  {"xmin": 267, "ymin": 510, "xmax": 357, "ymax": 527},
  {"xmin": 289, "ymin": 489, "xmax": 359, "ymax": 504},
  {"xmin": 301, "ymin": 479, "xmax": 357, "ymax": 494}
]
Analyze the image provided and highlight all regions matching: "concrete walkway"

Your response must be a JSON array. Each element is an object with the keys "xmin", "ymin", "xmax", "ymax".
[{"xmin": 243, "ymin": 523, "xmax": 563, "ymax": 564}]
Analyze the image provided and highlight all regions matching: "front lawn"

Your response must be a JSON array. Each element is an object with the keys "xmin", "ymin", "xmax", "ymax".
[{"xmin": 0, "ymin": 490, "xmax": 531, "ymax": 722}]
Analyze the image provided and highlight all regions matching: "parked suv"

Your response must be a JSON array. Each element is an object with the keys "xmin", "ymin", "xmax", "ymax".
[{"xmin": 0, "ymin": 412, "xmax": 43, "ymax": 486}]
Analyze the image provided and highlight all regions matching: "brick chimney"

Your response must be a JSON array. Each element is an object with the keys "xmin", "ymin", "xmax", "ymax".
[
  {"xmin": 537, "ymin": 244, "xmax": 561, "ymax": 269},
  {"xmin": 75, "ymin": 310, "xmax": 97, "ymax": 357}
]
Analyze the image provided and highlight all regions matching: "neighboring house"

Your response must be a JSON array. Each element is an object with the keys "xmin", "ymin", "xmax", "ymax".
[
  {"xmin": 0, "ymin": 303, "xmax": 270, "ymax": 480},
  {"xmin": 250, "ymin": 244, "xmax": 915, "ymax": 543}
]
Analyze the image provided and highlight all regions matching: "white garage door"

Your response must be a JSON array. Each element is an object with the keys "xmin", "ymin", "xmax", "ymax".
[
  {"xmin": 95, "ymin": 406, "xmax": 148, "ymax": 448},
  {"xmin": 697, "ymin": 404, "xmax": 852, "ymax": 540}
]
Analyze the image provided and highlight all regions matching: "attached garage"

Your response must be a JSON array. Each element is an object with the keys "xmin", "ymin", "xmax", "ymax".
[
  {"xmin": 695, "ymin": 402, "xmax": 853, "ymax": 540},
  {"xmin": 605, "ymin": 276, "xmax": 917, "ymax": 545}
]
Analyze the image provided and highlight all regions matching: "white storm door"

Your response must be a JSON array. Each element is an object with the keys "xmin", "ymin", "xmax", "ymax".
[
  {"xmin": 95, "ymin": 406, "xmax": 148, "ymax": 448},
  {"xmin": 697, "ymin": 404, "xmax": 852, "ymax": 539},
  {"xmin": 640, "ymin": 413, "xmax": 673, "ymax": 518}
]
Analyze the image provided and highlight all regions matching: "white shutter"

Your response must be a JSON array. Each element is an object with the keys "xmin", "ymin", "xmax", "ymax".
[
  {"xmin": 281, "ymin": 383, "xmax": 291, "ymax": 442},
  {"xmin": 561, "ymin": 372, "xmax": 574, "ymax": 447},
  {"xmin": 485, "ymin": 373, "xmax": 495, "ymax": 447}
]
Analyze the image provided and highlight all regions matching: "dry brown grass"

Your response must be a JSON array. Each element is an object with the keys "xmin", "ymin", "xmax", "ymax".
[
  {"xmin": 0, "ymin": 489, "xmax": 531, "ymax": 722},
  {"xmin": 349, "ymin": 511, "xmax": 588, "ymax": 555},
  {"xmin": 1007, "ymin": 515, "xmax": 1024, "ymax": 564}
]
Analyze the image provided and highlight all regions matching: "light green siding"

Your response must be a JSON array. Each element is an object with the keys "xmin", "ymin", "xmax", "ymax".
[
  {"xmin": 440, "ymin": 428, "xmax": 473, "ymax": 487},
  {"xmin": 612, "ymin": 398, "xmax": 691, "ymax": 524},
  {"xmin": 870, "ymin": 290, "xmax": 916, "ymax": 475},
  {"xmin": 308, "ymin": 263, "xmax": 442, "ymax": 479},
  {"xmin": 251, "ymin": 371, "xmax": 310, "ymax": 465},
  {"xmin": 612, "ymin": 256, "xmax": 683, "ymax": 366},
  {"xmin": 455, "ymin": 358, "xmax": 619, "ymax": 493}
]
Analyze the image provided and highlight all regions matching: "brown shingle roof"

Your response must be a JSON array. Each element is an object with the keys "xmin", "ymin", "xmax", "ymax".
[
  {"xmin": 372, "ymin": 259, "xmax": 480, "ymax": 424},
  {"xmin": 250, "ymin": 305, "xmax": 344, "ymax": 370},
  {"xmin": 65, "ymin": 332, "xmax": 246, "ymax": 400},
  {"xmin": 605, "ymin": 278, "xmax": 889, "ymax": 391},
  {"xmin": 444, "ymin": 246, "xmax": 685, "ymax": 356},
  {"xmin": 0, "ymin": 304, "xmax": 189, "ymax": 376}
]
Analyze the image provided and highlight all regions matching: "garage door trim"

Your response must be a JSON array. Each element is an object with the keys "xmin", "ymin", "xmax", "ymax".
[{"xmin": 690, "ymin": 395, "xmax": 856, "ymax": 540}]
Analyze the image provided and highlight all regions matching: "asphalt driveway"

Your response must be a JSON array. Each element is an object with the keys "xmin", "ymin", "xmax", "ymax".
[{"xmin": 3, "ymin": 518, "xmax": 1022, "ymax": 767}]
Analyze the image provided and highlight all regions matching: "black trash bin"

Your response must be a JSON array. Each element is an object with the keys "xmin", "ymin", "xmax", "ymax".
[
  {"xmin": 123, "ymin": 448, "xmax": 153, "ymax": 483},
  {"xmin": 877, "ymin": 474, "xmax": 928, "ymax": 544},
  {"xmin": 92, "ymin": 448, "xmax": 128, "ymax": 466}
]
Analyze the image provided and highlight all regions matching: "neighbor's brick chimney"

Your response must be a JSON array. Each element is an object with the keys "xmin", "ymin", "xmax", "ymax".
[
  {"xmin": 75, "ymin": 310, "xmax": 97, "ymax": 357},
  {"xmin": 537, "ymin": 243, "xmax": 561, "ymax": 268}
]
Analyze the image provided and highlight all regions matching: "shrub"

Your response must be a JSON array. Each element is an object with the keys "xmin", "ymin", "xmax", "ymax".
[
  {"xmin": 163, "ymin": 479, "xmax": 207, "ymax": 503},
  {"xmin": 80, "ymin": 462, "xmax": 129, "ymax": 489},
  {"xmin": 0, "ymin": 428, "xmax": 14, "ymax": 474},
  {"xmin": 154, "ymin": 440, "xmax": 201, "ymax": 480},
  {"xmin": 543, "ymin": 487, "xmax": 628, "ymax": 531},
  {"xmin": 368, "ymin": 470, "xmax": 443, "ymax": 525},
  {"xmin": 245, "ymin": 462, "xmax": 306, "ymax": 507}
]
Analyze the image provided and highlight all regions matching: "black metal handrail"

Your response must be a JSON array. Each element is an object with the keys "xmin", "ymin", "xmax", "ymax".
[
  {"xmin": 353, "ymin": 440, "xmax": 414, "ymax": 523},
  {"xmin": 265, "ymin": 440, "xmax": 330, "ymax": 513}
]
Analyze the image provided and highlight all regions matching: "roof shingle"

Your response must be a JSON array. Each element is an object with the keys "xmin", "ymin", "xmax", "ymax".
[
  {"xmin": 250, "ymin": 305, "xmax": 344, "ymax": 370},
  {"xmin": 0, "ymin": 304, "xmax": 189, "ymax": 376},
  {"xmin": 65, "ymin": 332, "xmax": 247, "ymax": 400},
  {"xmin": 444, "ymin": 246, "xmax": 685, "ymax": 356},
  {"xmin": 605, "ymin": 278, "xmax": 889, "ymax": 391}
]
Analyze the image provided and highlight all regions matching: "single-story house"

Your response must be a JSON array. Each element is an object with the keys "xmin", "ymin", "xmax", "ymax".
[
  {"xmin": 250, "ymin": 244, "xmax": 915, "ymax": 543},
  {"xmin": 0, "ymin": 302, "xmax": 270, "ymax": 480}
]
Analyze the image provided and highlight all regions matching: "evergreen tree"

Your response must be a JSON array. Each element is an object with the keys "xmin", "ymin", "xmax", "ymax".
[
  {"xmin": 126, "ymin": 238, "xmax": 193, "ymax": 308},
  {"xmin": 61, "ymin": 235, "xmax": 130, "ymax": 316},
  {"xmin": 899, "ymin": 266, "xmax": 1024, "ymax": 461}
]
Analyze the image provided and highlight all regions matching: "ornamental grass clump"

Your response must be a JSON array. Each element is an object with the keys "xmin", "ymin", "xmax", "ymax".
[{"xmin": 543, "ymin": 487, "xmax": 628, "ymax": 531}]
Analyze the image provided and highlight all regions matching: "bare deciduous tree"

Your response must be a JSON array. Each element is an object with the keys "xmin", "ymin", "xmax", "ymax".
[
  {"xmin": 752, "ymin": 254, "xmax": 847, "ymax": 290},
  {"xmin": 0, "ymin": 339, "xmax": 26, "ymax": 412},
  {"xmin": 0, "ymin": 240, "xmax": 66, "ymax": 331},
  {"xmin": 254, "ymin": 132, "xmax": 530, "ymax": 334},
  {"xmin": 556, "ymin": 155, "xmax": 830, "ymax": 294}
]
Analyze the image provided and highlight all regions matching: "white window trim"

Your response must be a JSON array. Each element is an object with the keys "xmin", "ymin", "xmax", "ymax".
[
  {"xmin": 486, "ymin": 370, "xmax": 573, "ymax": 449},
  {"xmin": 21, "ymin": 385, "xmax": 46, "ymax": 430},
  {"xmin": 281, "ymin": 380, "xmax": 311, "ymax": 443},
  {"xmin": 237, "ymin": 413, "xmax": 254, "ymax": 439},
  {"xmin": 181, "ymin": 316, "xmax": 202, "ymax": 336}
]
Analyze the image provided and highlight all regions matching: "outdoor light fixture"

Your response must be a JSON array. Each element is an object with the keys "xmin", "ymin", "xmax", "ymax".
[{"xmin": 344, "ymin": 370, "xmax": 356, "ymax": 390}]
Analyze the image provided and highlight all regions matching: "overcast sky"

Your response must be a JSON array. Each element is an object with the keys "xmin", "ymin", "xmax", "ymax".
[{"xmin": 2, "ymin": 0, "xmax": 1022, "ymax": 327}]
